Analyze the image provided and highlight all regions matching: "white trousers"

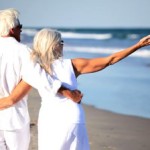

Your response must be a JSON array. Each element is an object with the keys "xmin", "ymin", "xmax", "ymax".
[
  {"xmin": 38, "ymin": 123, "xmax": 90, "ymax": 150},
  {"xmin": 0, "ymin": 123, "xmax": 30, "ymax": 150}
]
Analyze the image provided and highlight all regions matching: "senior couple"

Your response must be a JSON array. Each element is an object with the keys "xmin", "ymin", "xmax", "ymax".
[{"xmin": 0, "ymin": 8, "xmax": 150, "ymax": 150}]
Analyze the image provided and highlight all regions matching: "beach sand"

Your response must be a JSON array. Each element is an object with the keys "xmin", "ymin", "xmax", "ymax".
[{"xmin": 28, "ymin": 88, "xmax": 150, "ymax": 150}]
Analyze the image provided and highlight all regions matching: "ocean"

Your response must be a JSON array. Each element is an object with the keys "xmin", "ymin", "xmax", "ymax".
[{"xmin": 22, "ymin": 28, "xmax": 150, "ymax": 119}]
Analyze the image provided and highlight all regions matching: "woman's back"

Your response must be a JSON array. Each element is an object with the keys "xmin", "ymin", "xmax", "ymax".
[{"xmin": 38, "ymin": 59, "xmax": 85, "ymax": 124}]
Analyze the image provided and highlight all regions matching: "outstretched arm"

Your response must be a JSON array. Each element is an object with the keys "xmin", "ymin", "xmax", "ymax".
[{"xmin": 72, "ymin": 35, "xmax": 150, "ymax": 77}]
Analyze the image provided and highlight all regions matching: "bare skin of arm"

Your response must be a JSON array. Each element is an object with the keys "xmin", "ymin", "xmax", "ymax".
[
  {"xmin": 0, "ymin": 80, "xmax": 32, "ymax": 110},
  {"xmin": 72, "ymin": 35, "xmax": 150, "ymax": 77},
  {"xmin": 0, "ymin": 81, "xmax": 82, "ymax": 110}
]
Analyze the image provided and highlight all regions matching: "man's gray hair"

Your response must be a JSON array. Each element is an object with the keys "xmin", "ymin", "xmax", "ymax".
[{"xmin": 0, "ymin": 8, "xmax": 20, "ymax": 36}]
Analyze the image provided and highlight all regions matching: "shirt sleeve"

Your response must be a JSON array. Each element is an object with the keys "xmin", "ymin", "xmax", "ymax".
[{"xmin": 20, "ymin": 46, "xmax": 61, "ymax": 95}]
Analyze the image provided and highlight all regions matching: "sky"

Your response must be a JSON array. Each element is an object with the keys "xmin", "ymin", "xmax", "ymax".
[{"xmin": 0, "ymin": 0, "xmax": 150, "ymax": 28}]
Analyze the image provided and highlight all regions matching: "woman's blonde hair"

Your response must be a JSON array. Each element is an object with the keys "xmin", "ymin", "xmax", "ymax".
[{"xmin": 31, "ymin": 28, "xmax": 62, "ymax": 74}]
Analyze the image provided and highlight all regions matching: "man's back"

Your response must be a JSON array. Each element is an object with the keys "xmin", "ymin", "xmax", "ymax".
[{"xmin": 0, "ymin": 36, "xmax": 30, "ymax": 130}]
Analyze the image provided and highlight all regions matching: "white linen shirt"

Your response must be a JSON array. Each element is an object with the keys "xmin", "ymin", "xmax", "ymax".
[{"xmin": 0, "ymin": 37, "xmax": 61, "ymax": 130}]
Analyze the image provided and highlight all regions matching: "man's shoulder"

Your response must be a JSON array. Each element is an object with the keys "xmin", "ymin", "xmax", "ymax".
[
  {"xmin": 12, "ymin": 40, "xmax": 32, "ymax": 54},
  {"xmin": 0, "ymin": 37, "xmax": 30, "ymax": 51},
  {"xmin": 15, "ymin": 41, "xmax": 29, "ymax": 50}
]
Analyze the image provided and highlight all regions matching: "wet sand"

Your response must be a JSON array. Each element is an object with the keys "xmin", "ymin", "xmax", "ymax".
[{"xmin": 28, "ymin": 88, "xmax": 150, "ymax": 150}]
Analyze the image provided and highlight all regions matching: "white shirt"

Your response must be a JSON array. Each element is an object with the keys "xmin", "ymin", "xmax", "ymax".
[
  {"xmin": 0, "ymin": 37, "xmax": 61, "ymax": 130},
  {"xmin": 38, "ymin": 59, "xmax": 85, "ymax": 124}
]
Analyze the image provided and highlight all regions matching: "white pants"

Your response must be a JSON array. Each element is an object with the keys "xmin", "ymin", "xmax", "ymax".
[
  {"xmin": 38, "ymin": 123, "xmax": 90, "ymax": 150},
  {"xmin": 0, "ymin": 123, "xmax": 30, "ymax": 150}
]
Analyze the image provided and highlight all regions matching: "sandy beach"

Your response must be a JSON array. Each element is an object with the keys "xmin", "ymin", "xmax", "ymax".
[{"xmin": 28, "ymin": 88, "xmax": 150, "ymax": 150}]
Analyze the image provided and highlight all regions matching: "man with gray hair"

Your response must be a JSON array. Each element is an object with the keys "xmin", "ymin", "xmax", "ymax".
[{"xmin": 0, "ymin": 8, "xmax": 82, "ymax": 150}]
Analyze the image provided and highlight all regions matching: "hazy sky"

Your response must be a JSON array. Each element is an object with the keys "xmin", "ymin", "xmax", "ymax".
[{"xmin": 1, "ymin": 0, "xmax": 150, "ymax": 28}]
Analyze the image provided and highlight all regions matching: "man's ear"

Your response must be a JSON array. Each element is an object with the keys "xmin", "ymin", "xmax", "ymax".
[{"xmin": 9, "ymin": 28, "xmax": 14, "ymax": 35}]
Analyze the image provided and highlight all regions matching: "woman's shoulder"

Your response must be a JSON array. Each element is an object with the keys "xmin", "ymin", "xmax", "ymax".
[
  {"xmin": 52, "ymin": 59, "xmax": 73, "ymax": 72},
  {"xmin": 53, "ymin": 58, "xmax": 71, "ymax": 65}
]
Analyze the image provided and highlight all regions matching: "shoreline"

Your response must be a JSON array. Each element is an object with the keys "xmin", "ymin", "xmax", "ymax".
[{"xmin": 28, "ymin": 89, "xmax": 150, "ymax": 150}]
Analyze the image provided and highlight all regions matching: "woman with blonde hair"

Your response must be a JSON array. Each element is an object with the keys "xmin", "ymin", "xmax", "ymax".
[{"xmin": 1, "ymin": 28, "xmax": 150, "ymax": 150}]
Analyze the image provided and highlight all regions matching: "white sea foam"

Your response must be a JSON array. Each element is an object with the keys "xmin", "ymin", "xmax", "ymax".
[
  {"xmin": 127, "ymin": 34, "xmax": 139, "ymax": 40},
  {"xmin": 64, "ymin": 46, "xmax": 150, "ymax": 58},
  {"xmin": 22, "ymin": 29, "xmax": 37, "ymax": 36},
  {"xmin": 61, "ymin": 32, "xmax": 112, "ymax": 40}
]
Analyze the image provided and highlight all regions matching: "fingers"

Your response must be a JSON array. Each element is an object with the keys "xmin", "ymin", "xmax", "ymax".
[
  {"xmin": 145, "ymin": 35, "xmax": 150, "ymax": 45},
  {"xmin": 74, "ymin": 90, "xmax": 83, "ymax": 99},
  {"xmin": 76, "ymin": 90, "xmax": 83, "ymax": 99},
  {"xmin": 74, "ymin": 89, "xmax": 81, "ymax": 94},
  {"xmin": 139, "ymin": 35, "xmax": 150, "ymax": 47},
  {"xmin": 71, "ymin": 89, "xmax": 83, "ymax": 103}
]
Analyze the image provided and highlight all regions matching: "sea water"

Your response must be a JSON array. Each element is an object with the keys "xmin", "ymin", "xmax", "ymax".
[{"xmin": 22, "ymin": 28, "xmax": 150, "ymax": 119}]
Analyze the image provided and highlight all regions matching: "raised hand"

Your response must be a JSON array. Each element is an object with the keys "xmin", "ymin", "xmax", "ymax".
[{"xmin": 138, "ymin": 35, "xmax": 150, "ymax": 47}]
